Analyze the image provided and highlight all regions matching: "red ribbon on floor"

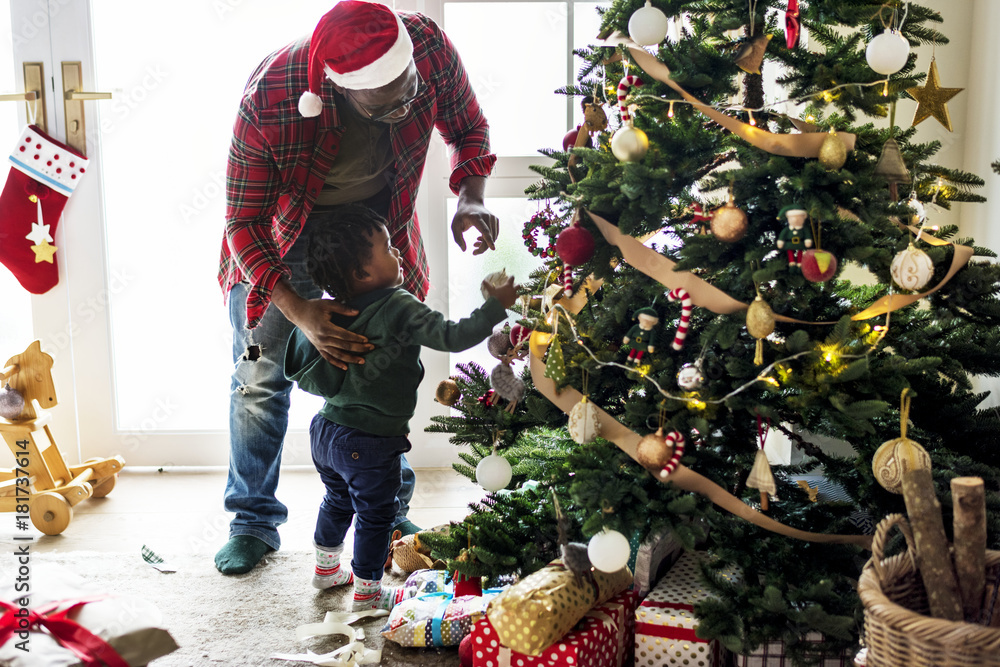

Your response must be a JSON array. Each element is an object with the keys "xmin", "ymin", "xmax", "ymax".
[{"xmin": 0, "ymin": 597, "xmax": 129, "ymax": 667}]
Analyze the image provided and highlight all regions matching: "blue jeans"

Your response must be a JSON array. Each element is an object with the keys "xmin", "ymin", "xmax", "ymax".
[
  {"xmin": 310, "ymin": 416, "xmax": 410, "ymax": 581},
  {"xmin": 225, "ymin": 220, "xmax": 415, "ymax": 550}
]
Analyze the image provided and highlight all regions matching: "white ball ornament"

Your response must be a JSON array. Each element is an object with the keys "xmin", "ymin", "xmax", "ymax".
[
  {"xmin": 476, "ymin": 454, "xmax": 512, "ymax": 492},
  {"xmin": 568, "ymin": 397, "xmax": 602, "ymax": 445},
  {"xmin": 866, "ymin": 29, "xmax": 909, "ymax": 76},
  {"xmin": 628, "ymin": 0, "xmax": 669, "ymax": 47},
  {"xmin": 890, "ymin": 244, "xmax": 934, "ymax": 291},
  {"xmin": 611, "ymin": 124, "xmax": 649, "ymax": 162},
  {"xmin": 587, "ymin": 529, "xmax": 631, "ymax": 573}
]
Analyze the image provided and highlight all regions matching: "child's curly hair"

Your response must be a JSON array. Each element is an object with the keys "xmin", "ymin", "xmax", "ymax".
[{"xmin": 305, "ymin": 203, "xmax": 387, "ymax": 302}]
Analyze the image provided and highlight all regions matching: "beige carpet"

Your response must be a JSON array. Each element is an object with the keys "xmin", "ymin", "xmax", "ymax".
[{"xmin": 6, "ymin": 551, "xmax": 460, "ymax": 667}]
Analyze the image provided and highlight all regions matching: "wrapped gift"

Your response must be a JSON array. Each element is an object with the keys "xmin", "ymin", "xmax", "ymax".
[
  {"xmin": 486, "ymin": 559, "xmax": 633, "ymax": 656},
  {"xmin": 382, "ymin": 589, "xmax": 503, "ymax": 648},
  {"xmin": 631, "ymin": 527, "xmax": 684, "ymax": 598},
  {"xmin": 472, "ymin": 588, "xmax": 639, "ymax": 667},
  {"xmin": 634, "ymin": 551, "xmax": 739, "ymax": 667},
  {"xmin": 732, "ymin": 633, "xmax": 856, "ymax": 666},
  {"xmin": 0, "ymin": 562, "xmax": 177, "ymax": 666}
]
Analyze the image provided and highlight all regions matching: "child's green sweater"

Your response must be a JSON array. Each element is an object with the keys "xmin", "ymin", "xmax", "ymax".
[{"xmin": 285, "ymin": 287, "xmax": 507, "ymax": 436}]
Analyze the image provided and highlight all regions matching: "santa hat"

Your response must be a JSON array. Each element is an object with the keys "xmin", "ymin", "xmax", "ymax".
[{"xmin": 298, "ymin": 1, "xmax": 414, "ymax": 117}]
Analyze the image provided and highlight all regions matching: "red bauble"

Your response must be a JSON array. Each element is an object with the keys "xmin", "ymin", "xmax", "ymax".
[
  {"xmin": 556, "ymin": 225, "xmax": 595, "ymax": 266},
  {"xmin": 510, "ymin": 323, "xmax": 533, "ymax": 348},
  {"xmin": 562, "ymin": 125, "xmax": 594, "ymax": 151},
  {"xmin": 801, "ymin": 249, "xmax": 838, "ymax": 283},
  {"xmin": 785, "ymin": 0, "xmax": 800, "ymax": 49},
  {"xmin": 459, "ymin": 634, "xmax": 475, "ymax": 667}
]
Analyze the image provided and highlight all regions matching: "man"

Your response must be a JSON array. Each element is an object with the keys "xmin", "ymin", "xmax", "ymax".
[{"xmin": 216, "ymin": 0, "xmax": 499, "ymax": 574}]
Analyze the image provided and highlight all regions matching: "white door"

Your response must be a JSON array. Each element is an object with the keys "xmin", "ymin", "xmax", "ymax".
[{"xmin": 2, "ymin": 0, "xmax": 601, "ymax": 467}]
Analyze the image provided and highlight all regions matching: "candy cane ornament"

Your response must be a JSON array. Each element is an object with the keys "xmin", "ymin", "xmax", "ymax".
[
  {"xmin": 667, "ymin": 287, "xmax": 693, "ymax": 351},
  {"xmin": 617, "ymin": 75, "xmax": 644, "ymax": 123},
  {"xmin": 563, "ymin": 264, "xmax": 574, "ymax": 297},
  {"xmin": 659, "ymin": 431, "xmax": 686, "ymax": 480}
]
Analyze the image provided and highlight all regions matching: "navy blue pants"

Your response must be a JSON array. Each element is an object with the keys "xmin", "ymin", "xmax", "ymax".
[{"xmin": 310, "ymin": 415, "xmax": 411, "ymax": 581}]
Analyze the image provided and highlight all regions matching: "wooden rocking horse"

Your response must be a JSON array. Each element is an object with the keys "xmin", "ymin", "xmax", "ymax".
[{"xmin": 0, "ymin": 341, "xmax": 125, "ymax": 535}]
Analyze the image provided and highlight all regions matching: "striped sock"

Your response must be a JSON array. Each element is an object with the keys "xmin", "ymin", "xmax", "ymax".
[
  {"xmin": 312, "ymin": 543, "xmax": 353, "ymax": 590},
  {"xmin": 352, "ymin": 577, "xmax": 409, "ymax": 611}
]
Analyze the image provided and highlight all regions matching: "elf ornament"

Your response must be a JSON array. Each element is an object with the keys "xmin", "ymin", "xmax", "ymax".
[
  {"xmin": 776, "ymin": 204, "xmax": 813, "ymax": 270},
  {"xmin": 872, "ymin": 389, "xmax": 930, "ymax": 494},
  {"xmin": 622, "ymin": 307, "xmax": 659, "ymax": 366},
  {"xmin": 611, "ymin": 75, "xmax": 649, "ymax": 162},
  {"xmin": 1, "ymin": 125, "xmax": 89, "ymax": 294}
]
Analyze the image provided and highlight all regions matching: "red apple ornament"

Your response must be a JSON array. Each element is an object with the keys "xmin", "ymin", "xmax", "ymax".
[
  {"xmin": 800, "ymin": 249, "xmax": 838, "ymax": 283},
  {"xmin": 510, "ymin": 323, "xmax": 533, "ymax": 348}
]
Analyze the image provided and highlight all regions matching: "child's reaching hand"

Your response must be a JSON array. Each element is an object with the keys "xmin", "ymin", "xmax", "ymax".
[{"xmin": 482, "ymin": 275, "xmax": 519, "ymax": 309}]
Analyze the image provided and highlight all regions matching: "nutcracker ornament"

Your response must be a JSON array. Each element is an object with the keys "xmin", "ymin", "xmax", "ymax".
[
  {"xmin": 622, "ymin": 307, "xmax": 660, "ymax": 366},
  {"xmin": 776, "ymin": 204, "xmax": 813, "ymax": 270}
]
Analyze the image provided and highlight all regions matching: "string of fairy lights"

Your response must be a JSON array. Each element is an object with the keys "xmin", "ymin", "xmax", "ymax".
[{"xmin": 536, "ymin": 298, "xmax": 891, "ymax": 410}]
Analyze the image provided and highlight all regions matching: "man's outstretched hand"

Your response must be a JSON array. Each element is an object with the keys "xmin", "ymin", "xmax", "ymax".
[{"xmin": 452, "ymin": 175, "xmax": 499, "ymax": 255}]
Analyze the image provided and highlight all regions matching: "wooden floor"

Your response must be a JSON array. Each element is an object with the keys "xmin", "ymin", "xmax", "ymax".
[{"xmin": 2, "ymin": 468, "xmax": 486, "ymax": 556}]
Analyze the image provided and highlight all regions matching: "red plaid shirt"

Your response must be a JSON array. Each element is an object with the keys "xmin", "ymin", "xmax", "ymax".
[{"xmin": 218, "ymin": 12, "xmax": 497, "ymax": 328}]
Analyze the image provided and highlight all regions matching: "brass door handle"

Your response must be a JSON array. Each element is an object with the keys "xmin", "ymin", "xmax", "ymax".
[
  {"xmin": 62, "ymin": 62, "xmax": 113, "ymax": 156},
  {"xmin": 66, "ymin": 91, "xmax": 113, "ymax": 101},
  {"xmin": 0, "ymin": 91, "xmax": 37, "ymax": 102}
]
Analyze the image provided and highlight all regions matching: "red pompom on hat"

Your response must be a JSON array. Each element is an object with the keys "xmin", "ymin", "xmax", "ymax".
[{"xmin": 298, "ymin": 1, "xmax": 414, "ymax": 117}]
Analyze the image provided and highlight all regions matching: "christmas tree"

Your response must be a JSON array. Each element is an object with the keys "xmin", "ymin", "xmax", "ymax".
[{"xmin": 424, "ymin": 1, "xmax": 1000, "ymax": 662}]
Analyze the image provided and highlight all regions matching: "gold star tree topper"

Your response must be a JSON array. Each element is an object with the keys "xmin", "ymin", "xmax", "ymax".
[{"xmin": 906, "ymin": 59, "xmax": 963, "ymax": 132}]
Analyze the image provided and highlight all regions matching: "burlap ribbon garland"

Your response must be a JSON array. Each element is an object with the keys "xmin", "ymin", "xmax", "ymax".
[
  {"xmin": 602, "ymin": 33, "xmax": 857, "ymax": 158},
  {"xmin": 528, "ymin": 350, "xmax": 872, "ymax": 548},
  {"xmin": 590, "ymin": 210, "xmax": 973, "ymax": 324}
]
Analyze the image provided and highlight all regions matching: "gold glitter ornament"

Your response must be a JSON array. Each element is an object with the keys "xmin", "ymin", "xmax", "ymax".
[
  {"xmin": 636, "ymin": 427, "xmax": 672, "ymax": 470},
  {"xmin": 872, "ymin": 389, "xmax": 931, "ymax": 493},
  {"xmin": 818, "ymin": 131, "xmax": 848, "ymax": 170},
  {"xmin": 906, "ymin": 58, "xmax": 963, "ymax": 132},
  {"xmin": 746, "ymin": 293, "xmax": 776, "ymax": 366},
  {"xmin": 434, "ymin": 378, "xmax": 461, "ymax": 406},
  {"xmin": 710, "ymin": 192, "xmax": 748, "ymax": 243}
]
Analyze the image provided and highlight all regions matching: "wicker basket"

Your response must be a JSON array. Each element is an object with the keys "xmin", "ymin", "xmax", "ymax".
[{"xmin": 858, "ymin": 513, "xmax": 1000, "ymax": 667}]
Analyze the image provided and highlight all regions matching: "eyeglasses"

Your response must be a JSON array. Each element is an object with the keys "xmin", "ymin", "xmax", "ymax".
[{"xmin": 347, "ymin": 72, "xmax": 424, "ymax": 123}]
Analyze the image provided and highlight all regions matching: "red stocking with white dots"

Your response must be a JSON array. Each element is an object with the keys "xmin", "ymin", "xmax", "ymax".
[{"xmin": 0, "ymin": 125, "xmax": 89, "ymax": 294}]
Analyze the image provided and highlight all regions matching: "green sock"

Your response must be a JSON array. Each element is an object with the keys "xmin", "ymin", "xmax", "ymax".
[{"xmin": 215, "ymin": 535, "xmax": 272, "ymax": 575}]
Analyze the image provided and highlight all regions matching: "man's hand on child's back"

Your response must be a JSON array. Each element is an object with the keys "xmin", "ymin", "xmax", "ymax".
[{"xmin": 482, "ymin": 275, "xmax": 518, "ymax": 309}]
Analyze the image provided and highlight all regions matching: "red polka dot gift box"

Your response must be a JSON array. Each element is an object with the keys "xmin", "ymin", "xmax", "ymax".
[
  {"xmin": 470, "ymin": 588, "xmax": 639, "ymax": 667},
  {"xmin": 634, "ymin": 551, "xmax": 740, "ymax": 667}
]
